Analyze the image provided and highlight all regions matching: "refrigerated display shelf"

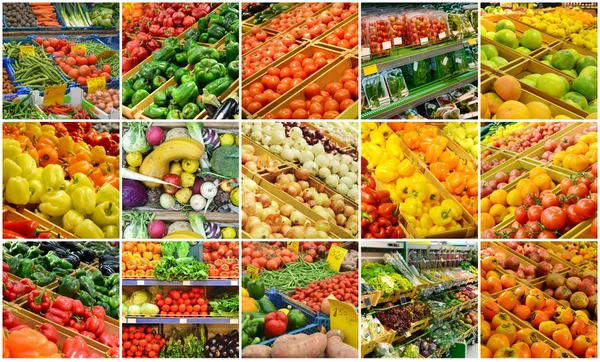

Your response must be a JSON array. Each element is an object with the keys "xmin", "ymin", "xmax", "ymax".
[
  {"xmin": 121, "ymin": 279, "xmax": 239, "ymax": 286},
  {"xmin": 124, "ymin": 317, "xmax": 239, "ymax": 325}
]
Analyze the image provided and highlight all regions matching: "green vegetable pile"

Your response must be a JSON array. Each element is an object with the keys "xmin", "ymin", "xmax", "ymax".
[
  {"xmin": 153, "ymin": 256, "xmax": 208, "ymax": 281},
  {"xmin": 90, "ymin": 3, "xmax": 119, "ymax": 28},
  {"xmin": 161, "ymin": 241, "xmax": 192, "ymax": 258},
  {"xmin": 159, "ymin": 325, "xmax": 207, "ymax": 358},
  {"xmin": 209, "ymin": 145, "xmax": 239, "ymax": 178},
  {"xmin": 361, "ymin": 263, "xmax": 413, "ymax": 295},
  {"xmin": 209, "ymin": 293, "xmax": 239, "ymax": 315},
  {"xmin": 57, "ymin": 270, "xmax": 120, "ymax": 319},
  {"xmin": 260, "ymin": 260, "xmax": 337, "ymax": 291},
  {"xmin": 3, "ymin": 42, "xmax": 72, "ymax": 89}
]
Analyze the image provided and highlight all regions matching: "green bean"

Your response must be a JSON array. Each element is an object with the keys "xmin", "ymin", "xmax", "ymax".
[
  {"xmin": 3, "ymin": 93, "xmax": 41, "ymax": 120},
  {"xmin": 260, "ymin": 260, "xmax": 337, "ymax": 291}
]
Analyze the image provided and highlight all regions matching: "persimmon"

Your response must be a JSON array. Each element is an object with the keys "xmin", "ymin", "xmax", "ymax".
[
  {"xmin": 530, "ymin": 310, "xmax": 550, "ymax": 328},
  {"xmin": 482, "ymin": 300, "xmax": 500, "ymax": 320},
  {"xmin": 511, "ymin": 341, "xmax": 531, "ymax": 358},
  {"xmin": 515, "ymin": 328, "xmax": 536, "ymax": 346},
  {"xmin": 514, "ymin": 285, "xmax": 530, "ymax": 300},
  {"xmin": 487, "ymin": 333, "xmax": 510, "ymax": 354},
  {"xmin": 530, "ymin": 342, "xmax": 552, "ymax": 358},
  {"xmin": 513, "ymin": 304, "xmax": 532, "ymax": 321},
  {"xmin": 555, "ymin": 306, "xmax": 574, "ymax": 325},
  {"xmin": 480, "ymin": 277, "xmax": 488, "ymax": 292},
  {"xmin": 493, "ymin": 347, "xmax": 519, "ymax": 358},
  {"xmin": 552, "ymin": 329, "xmax": 573, "ymax": 349},
  {"xmin": 574, "ymin": 310, "xmax": 590, "ymax": 324},
  {"xmin": 525, "ymin": 293, "xmax": 544, "ymax": 311},
  {"xmin": 539, "ymin": 320, "xmax": 557, "ymax": 338},
  {"xmin": 498, "ymin": 291, "xmax": 518, "ymax": 311},
  {"xmin": 486, "ymin": 276, "xmax": 502, "ymax": 294},
  {"xmin": 585, "ymin": 345, "xmax": 597, "ymax": 358},
  {"xmin": 486, "ymin": 270, "xmax": 501, "ymax": 279},
  {"xmin": 500, "ymin": 274, "xmax": 517, "ymax": 288},
  {"xmin": 491, "ymin": 312, "xmax": 511, "ymax": 330},
  {"xmin": 482, "ymin": 256, "xmax": 498, "ymax": 271},
  {"xmin": 572, "ymin": 335, "xmax": 592, "ymax": 357},
  {"xmin": 570, "ymin": 319, "xmax": 587, "ymax": 338},
  {"xmin": 496, "ymin": 322, "xmax": 517, "ymax": 344},
  {"xmin": 551, "ymin": 347, "xmax": 571, "ymax": 358},
  {"xmin": 481, "ymin": 320, "xmax": 492, "ymax": 344},
  {"xmin": 481, "ymin": 345, "xmax": 493, "ymax": 358}
]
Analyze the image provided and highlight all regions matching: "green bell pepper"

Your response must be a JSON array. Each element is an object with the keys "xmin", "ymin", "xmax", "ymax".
[
  {"xmin": 5, "ymin": 256, "xmax": 21, "ymax": 273},
  {"xmin": 185, "ymin": 28, "xmax": 200, "ymax": 41},
  {"xmin": 109, "ymin": 306, "xmax": 119, "ymax": 320},
  {"xmin": 183, "ymin": 39, "xmax": 197, "ymax": 52},
  {"xmin": 106, "ymin": 273, "xmax": 119, "ymax": 287},
  {"xmin": 174, "ymin": 67, "xmax": 190, "ymax": 85},
  {"xmin": 227, "ymin": 60, "xmax": 239, "ymax": 79},
  {"xmin": 166, "ymin": 85, "xmax": 177, "ymax": 98},
  {"xmin": 225, "ymin": 41, "xmax": 239, "ymax": 63},
  {"xmin": 205, "ymin": 76, "xmax": 233, "ymax": 97},
  {"xmin": 58, "ymin": 276, "xmax": 80, "ymax": 298},
  {"xmin": 225, "ymin": 33, "xmax": 237, "ymax": 44},
  {"xmin": 75, "ymin": 269, "xmax": 90, "ymax": 278},
  {"xmin": 94, "ymin": 285, "xmax": 109, "ymax": 295},
  {"xmin": 77, "ymin": 290, "xmax": 95, "ymax": 307},
  {"xmin": 33, "ymin": 264, "xmax": 46, "ymax": 274},
  {"xmin": 229, "ymin": 20, "xmax": 239, "ymax": 33},
  {"xmin": 218, "ymin": 50, "xmax": 227, "ymax": 64},
  {"xmin": 46, "ymin": 251, "xmax": 72, "ymax": 270},
  {"xmin": 194, "ymin": 58, "xmax": 227, "ymax": 86},
  {"xmin": 122, "ymin": 85, "xmax": 135, "ymax": 105},
  {"xmin": 286, "ymin": 309, "xmax": 307, "ymax": 331},
  {"xmin": 175, "ymin": 53, "xmax": 188, "ymax": 66},
  {"xmin": 257, "ymin": 299, "xmax": 277, "ymax": 313},
  {"xmin": 154, "ymin": 91, "xmax": 169, "ymax": 107},
  {"xmin": 242, "ymin": 314, "xmax": 265, "ymax": 339},
  {"xmin": 181, "ymin": 73, "xmax": 197, "ymax": 85},
  {"xmin": 165, "ymin": 63, "xmax": 180, "ymax": 78},
  {"xmin": 144, "ymin": 104, "xmax": 167, "ymax": 119},
  {"xmin": 224, "ymin": 12, "xmax": 238, "ymax": 27},
  {"xmin": 164, "ymin": 36, "xmax": 181, "ymax": 51},
  {"xmin": 207, "ymin": 24, "xmax": 227, "ymax": 40},
  {"xmin": 166, "ymin": 109, "xmax": 183, "ymax": 120},
  {"xmin": 208, "ymin": 37, "xmax": 219, "ymax": 44},
  {"xmin": 79, "ymin": 276, "xmax": 96, "ymax": 296},
  {"xmin": 195, "ymin": 94, "xmax": 205, "ymax": 110},
  {"xmin": 52, "ymin": 267, "xmax": 70, "ymax": 277},
  {"xmin": 208, "ymin": 13, "xmax": 225, "ymax": 27},
  {"xmin": 31, "ymin": 272, "xmax": 56, "ymax": 287},
  {"xmin": 187, "ymin": 46, "xmax": 220, "ymax": 65},
  {"xmin": 131, "ymin": 90, "xmax": 150, "ymax": 107},
  {"xmin": 199, "ymin": 33, "xmax": 209, "ymax": 43},
  {"xmin": 182, "ymin": 103, "xmax": 200, "ymax": 119},
  {"xmin": 197, "ymin": 17, "xmax": 207, "ymax": 32},
  {"xmin": 242, "ymin": 275, "xmax": 249, "ymax": 289},
  {"xmin": 108, "ymin": 284, "xmax": 119, "ymax": 297},
  {"xmin": 139, "ymin": 62, "xmax": 161, "ymax": 80},
  {"xmin": 17, "ymin": 259, "xmax": 34, "ymax": 278},
  {"xmin": 246, "ymin": 280, "xmax": 265, "ymax": 299},
  {"xmin": 108, "ymin": 295, "xmax": 120, "ymax": 310},
  {"xmin": 242, "ymin": 330, "xmax": 249, "ymax": 348},
  {"xmin": 168, "ymin": 99, "xmax": 181, "ymax": 111},
  {"xmin": 24, "ymin": 246, "xmax": 42, "ymax": 259},
  {"xmin": 152, "ymin": 46, "xmax": 176, "ymax": 62},
  {"xmin": 91, "ymin": 270, "xmax": 105, "ymax": 286},
  {"xmin": 172, "ymin": 81, "xmax": 199, "ymax": 106},
  {"xmin": 133, "ymin": 78, "xmax": 151, "ymax": 92},
  {"xmin": 96, "ymin": 300, "xmax": 111, "ymax": 316},
  {"xmin": 152, "ymin": 75, "xmax": 167, "ymax": 89},
  {"xmin": 8, "ymin": 242, "xmax": 29, "ymax": 256}
]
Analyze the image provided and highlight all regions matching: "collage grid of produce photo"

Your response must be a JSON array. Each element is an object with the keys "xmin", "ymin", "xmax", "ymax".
[{"xmin": 0, "ymin": 0, "xmax": 599, "ymax": 361}]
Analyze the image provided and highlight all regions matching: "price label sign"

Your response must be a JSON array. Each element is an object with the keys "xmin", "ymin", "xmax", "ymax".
[
  {"xmin": 43, "ymin": 83, "xmax": 67, "ymax": 106},
  {"xmin": 468, "ymin": 38, "xmax": 477, "ymax": 45},
  {"xmin": 362, "ymin": 295, "xmax": 372, "ymax": 308},
  {"xmin": 71, "ymin": 44, "xmax": 86, "ymax": 56},
  {"xmin": 20, "ymin": 45, "xmax": 36, "ymax": 58},
  {"xmin": 287, "ymin": 241, "xmax": 299, "ymax": 253},
  {"xmin": 327, "ymin": 245, "xmax": 348, "ymax": 272},
  {"xmin": 247, "ymin": 264, "xmax": 259, "ymax": 281},
  {"xmin": 87, "ymin": 76, "xmax": 106, "ymax": 94},
  {"xmin": 363, "ymin": 64, "xmax": 378, "ymax": 76},
  {"xmin": 329, "ymin": 300, "xmax": 358, "ymax": 348}
]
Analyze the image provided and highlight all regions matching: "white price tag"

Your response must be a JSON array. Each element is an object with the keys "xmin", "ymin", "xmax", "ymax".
[
  {"xmin": 413, "ymin": 62, "xmax": 418, "ymax": 71},
  {"xmin": 456, "ymin": 58, "xmax": 462, "ymax": 64},
  {"xmin": 420, "ymin": 37, "xmax": 429, "ymax": 45},
  {"xmin": 393, "ymin": 37, "xmax": 402, "ymax": 45},
  {"xmin": 439, "ymin": 32, "xmax": 447, "ymax": 39},
  {"xmin": 361, "ymin": 47, "xmax": 371, "ymax": 55},
  {"xmin": 232, "ymin": 280, "xmax": 239, "ymax": 286},
  {"xmin": 127, "ymin": 319, "xmax": 136, "ymax": 323},
  {"xmin": 442, "ymin": 57, "xmax": 448, "ymax": 66},
  {"xmin": 136, "ymin": 280, "xmax": 145, "ymax": 286},
  {"xmin": 382, "ymin": 41, "xmax": 391, "ymax": 50},
  {"xmin": 182, "ymin": 281, "xmax": 191, "ymax": 286},
  {"xmin": 230, "ymin": 319, "xmax": 239, "ymax": 324},
  {"xmin": 180, "ymin": 319, "xmax": 188, "ymax": 324}
]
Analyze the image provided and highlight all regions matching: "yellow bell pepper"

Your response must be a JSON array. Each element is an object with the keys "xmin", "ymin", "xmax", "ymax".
[
  {"xmin": 15, "ymin": 153, "xmax": 36, "ymax": 179},
  {"xmin": 385, "ymin": 133, "xmax": 404, "ymax": 161},
  {"xmin": 361, "ymin": 122, "xmax": 377, "ymax": 138},
  {"xmin": 40, "ymin": 191, "xmax": 72, "ymax": 217},
  {"xmin": 430, "ymin": 205, "xmax": 453, "ymax": 226},
  {"xmin": 442, "ymin": 199, "xmax": 463, "ymax": 220},
  {"xmin": 362, "ymin": 142, "xmax": 389, "ymax": 168},
  {"xmin": 3, "ymin": 159, "xmax": 22, "ymax": 182},
  {"xmin": 401, "ymin": 197, "xmax": 423, "ymax": 217},
  {"xmin": 23, "ymin": 123, "xmax": 42, "ymax": 142},
  {"xmin": 369, "ymin": 129, "xmax": 386, "ymax": 148},
  {"xmin": 420, "ymin": 213, "xmax": 434, "ymax": 230},
  {"xmin": 4, "ymin": 177, "xmax": 30, "ymax": 205},
  {"xmin": 376, "ymin": 158, "xmax": 400, "ymax": 183},
  {"xmin": 41, "ymin": 164, "xmax": 65, "ymax": 191},
  {"xmin": 28, "ymin": 179, "xmax": 45, "ymax": 204},
  {"xmin": 429, "ymin": 225, "xmax": 447, "ymax": 234},
  {"xmin": 396, "ymin": 177, "xmax": 414, "ymax": 200},
  {"xmin": 378, "ymin": 123, "xmax": 394, "ymax": 138},
  {"xmin": 3, "ymin": 139, "xmax": 22, "ymax": 160},
  {"xmin": 74, "ymin": 219, "xmax": 104, "ymax": 239},
  {"xmin": 242, "ymin": 296, "xmax": 259, "ymax": 313},
  {"xmin": 397, "ymin": 159, "xmax": 415, "ymax": 177}
]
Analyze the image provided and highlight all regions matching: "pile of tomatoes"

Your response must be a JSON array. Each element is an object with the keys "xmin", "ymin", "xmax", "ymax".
[
  {"xmin": 241, "ymin": 37, "xmax": 299, "ymax": 80},
  {"xmin": 242, "ymin": 51, "xmax": 335, "ymax": 114},
  {"xmin": 364, "ymin": 18, "xmax": 393, "ymax": 56},
  {"xmin": 240, "ymin": 241, "xmax": 339, "ymax": 272},
  {"xmin": 291, "ymin": 270, "xmax": 359, "ymax": 310},
  {"xmin": 482, "ymin": 163, "xmax": 598, "ymax": 239},
  {"xmin": 155, "ymin": 287, "xmax": 210, "ymax": 317},
  {"xmin": 403, "ymin": 14, "xmax": 432, "ymax": 45},
  {"xmin": 288, "ymin": 3, "xmax": 357, "ymax": 41},
  {"xmin": 387, "ymin": 14, "xmax": 406, "ymax": 48},
  {"xmin": 242, "ymin": 26, "xmax": 272, "ymax": 55},
  {"xmin": 427, "ymin": 13, "xmax": 449, "ymax": 44},
  {"xmin": 322, "ymin": 19, "xmax": 359, "ymax": 49},
  {"xmin": 54, "ymin": 51, "xmax": 113, "ymax": 86},
  {"xmin": 202, "ymin": 241, "xmax": 240, "ymax": 280},
  {"xmin": 263, "ymin": 65, "xmax": 359, "ymax": 119},
  {"xmin": 266, "ymin": 3, "xmax": 328, "ymax": 32},
  {"xmin": 122, "ymin": 325, "xmax": 165, "ymax": 358}
]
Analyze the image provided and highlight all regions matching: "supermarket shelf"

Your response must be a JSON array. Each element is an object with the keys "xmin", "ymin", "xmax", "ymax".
[
  {"xmin": 124, "ymin": 317, "xmax": 239, "ymax": 325},
  {"xmin": 122, "ymin": 279, "xmax": 239, "ymax": 286},
  {"xmin": 361, "ymin": 69, "xmax": 478, "ymax": 119},
  {"xmin": 361, "ymin": 37, "xmax": 477, "ymax": 75}
]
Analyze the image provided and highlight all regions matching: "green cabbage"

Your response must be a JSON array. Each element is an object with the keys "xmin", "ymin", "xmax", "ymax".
[
  {"xmin": 141, "ymin": 303, "xmax": 160, "ymax": 317},
  {"xmin": 130, "ymin": 290, "xmax": 150, "ymax": 305},
  {"xmin": 128, "ymin": 305, "xmax": 141, "ymax": 316}
]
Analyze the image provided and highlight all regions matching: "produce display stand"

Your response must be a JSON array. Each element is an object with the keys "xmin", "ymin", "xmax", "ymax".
[
  {"xmin": 241, "ymin": 122, "xmax": 359, "ymax": 240},
  {"xmin": 121, "ymin": 3, "xmax": 240, "ymax": 120},
  {"xmin": 361, "ymin": 122, "xmax": 478, "ymax": 239},
  {"xmin": 3, "ymin": 241, "xmax": 120, "ymax": 358},
  {"xmin": 360, "ymin": 241, "xmax": 478, "ymax": 359},
  {"xmin": 121, "ymin": 241, "xmax": 240, "ymax": 358},
  {"xmin": 2, "ymin": 122, "xmax": 121, "ymax": 239},
  {"xmin": 479, "ymin": 122, "xmax": 597, "ymax": 239},
  {"xmin": 480, "ymin": 7, "xmax": 598, "ymax": 119},
  {"xmin": 479, "ymin": 241, "xmax": 597, "ymax": 359},
  {"xmin": 2, "ymin": 3, "xmax": 120, "ymax": 120},
  {"xmin": 360, "ymin": 3, "xmax": 479, "ymax": 119},
  {"xmin": 121, "ymin": 122, "xmax": 240, "ymax": 240},
  {"xmin": 241, "ymin": 2, "xmax": 360, "ymax": 119},
  {"xmin": 241, "ymin": 241, "xmax": 359, "ymax": 358}
]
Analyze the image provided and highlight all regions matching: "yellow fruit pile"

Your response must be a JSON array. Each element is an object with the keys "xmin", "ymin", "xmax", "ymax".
[
  {"xmin": 570, "ymin": 28, "xmax": 598, "ymax": 53},
  {"xmin": 553, "ymin": 131, "xmax": 598, "ymax": 171}
]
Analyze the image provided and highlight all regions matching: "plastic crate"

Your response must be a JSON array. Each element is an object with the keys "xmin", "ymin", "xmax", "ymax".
[
  {"xmin": 97, "ymin": 35, "xmax": 120, "ymax": 50},
  {"xmin": 3, "ymin": 56, "xmax": 27, "ymax": 95},
  {"xmin": 54, "ymin": 4, "xmax": 117, "ymax": 31},
  {"xmin": 3, "ymin": 3, "xmax": 39, "ymax": 31}
]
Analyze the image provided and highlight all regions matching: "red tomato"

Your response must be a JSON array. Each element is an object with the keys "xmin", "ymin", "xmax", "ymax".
[{"xmin": 540, "ymin": 206, "xmax": 567, "ymax": 231}]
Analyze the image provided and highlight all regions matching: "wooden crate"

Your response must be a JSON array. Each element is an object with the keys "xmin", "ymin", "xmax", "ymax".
[
  {"xmin": 480, "ymin": 76, "xmax": 584, "ymax": 119},
  {"xmin": 519, "ymin": 122, "xmax": 590, "ymax": 163},
  {"xmin": 361, "ymin": 290, "xmax": 383, "ymax": 309},
  {"xmin": 480, "ymin": 150, "xmax": 516, "ymax": 180},
  {"xmin": 3, "ymin": 205, "xmax": 76, "ymax": 239},
  {"xmin": 482, "ymin": 14, "xmax": 560, "ymax": 46},
  {"xmin": 4, "ymin": 306, "xmax": 109, "ymax": 357},
  {"xmin": 259, "ymin": 3, "xmax": 331, "ymax": 32},
  {"xmin": 314, "ymin": 13, "xmax": 359, "ymax": 53},
  {"xmin": 361, "ymin": 329, "xmax": 394, "ymax": 357},
  {"xmin": 408, "ymin": 318, "xmax": 430, "ymax": 333},
  {"xmin": 480, "ymin": 36, "xmax": 529, "ymax": 73},
  {"xmin": 259, "ymin": 55, "xmax": 359, "ymax": 120}
]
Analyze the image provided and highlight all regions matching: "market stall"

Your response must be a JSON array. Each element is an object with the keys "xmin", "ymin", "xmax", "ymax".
[
  {"xmin": 241, "ymin": 121, "xmax": 359, "ymax": 239},
  {"xmin": 3, "ymin": 241, "xmax": 120, "ymax": 358},
  {"xmin": 3, "ymin": 122, "xmax": 120, "ymax": 239},
  {"xmin": 480, "ymin": 4, "xmax": 598, "ymax": 119},
  {"xmin": 480, "ymin": 241, "xmax": 597, "ymax": 358},
  {"xmin": 241, "ymin": 2, "xmax": 359, "ymax": 120},
  {"xmin": 361, "ymin": 241, "xmax": 478, "ymax": 358},
  {"xmin": 2, "ymin": 3, "xmax": 120, "ymax": 120},
  {"xmin": 360, "ymin": 3, "xmax": 478, "ymax": 119},
  {"xmin": 480, "ymin": 121, "xmax": 597, "ymax": 239},
  {"xmin": 241, "ymin": 241, "xmax": 359, "ymax": 358},
  {"xmin": 122, "ymin": 2, "xmax": 239, "ymax": 120},
  {"xmin": 121, "ymin": 122, "xmax": 239, "ymax": 240},
  {"xmin": 361, "ymin": 122, "xmax": 478, "ymax": 239},
  {"xmin": 121, "ymin": 241, "xmax": 239, "ymax": 358}
]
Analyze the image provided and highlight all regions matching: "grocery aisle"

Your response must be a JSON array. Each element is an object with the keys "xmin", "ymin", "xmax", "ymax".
[
  {"xmin": 3, "ymin": 3, "xmax": 120, "ymax": 119},
  {"xmin": 361, "ymin": 241, "xmax": 478, "ymax": 358}
]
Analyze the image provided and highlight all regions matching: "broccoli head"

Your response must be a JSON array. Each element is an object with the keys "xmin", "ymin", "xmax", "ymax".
[{"xmin": 209, "ymin": 145, "xmax": 239, "ymax": 178}]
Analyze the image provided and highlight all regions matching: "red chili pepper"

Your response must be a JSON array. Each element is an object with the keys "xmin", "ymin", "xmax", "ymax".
[
  {"xmin": 4, "ymin": 221, "xmax": 53, "ymax": 238},
  {"xmin": 38, "ymin": 323, "xmax": 58, "ymax": 343},
  {"xmin": 3, "ymin": 230, "xmax": 26, "ymax": 239}
]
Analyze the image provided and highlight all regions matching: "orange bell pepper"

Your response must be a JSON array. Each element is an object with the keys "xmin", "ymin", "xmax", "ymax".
[
  {"xmin": 466, "ymin": 175, "xmax": 478, "ymax": 197},
  {"xmin": 403, "ymin": 131, "xmax": 421, "ymax": 150},
  {"xmin": 67, "ymin": 160, "xmax": 93, "ymax": 177},
  {"xmin": 38, "ymin": 145, "xmax": 59, "ymax": 167},
  {"xmin": 430, "ymin": 162, "xmax": 450, "ymax": 181},
  {"xmin": 102, "ymin": 174, "xmax": 120, "ymax": 190},
  {"xmin": 460, "ymin": 195, "xmax": 478, "ymax": 216},
  {"xmin": 425, "ymin": 143, "xmax": 445, "ymax": 164},
  {"xmin": 6, "ymin": 327, "xmax": 59, "ymax": 358},
  {"xmin": 440, "ymin": 151, "xmax": 459, "ymax": 170},
  {"xmin": 446, "ymin": 171, "xmax": 467, "ymax": 195}
]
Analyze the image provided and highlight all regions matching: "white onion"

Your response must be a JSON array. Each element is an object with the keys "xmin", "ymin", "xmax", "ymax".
[
  {"xmin": 281, "ymin": 148, "xmax": 295, "ymax": 161},
  {"xmin": 319, "ymin": 167, "xmax": 331, "ymax": 179},
  {"xmin": 345, "ymin": 172, "xmax": 357, "ymax": 184},
  {"xmin": 299, "ymin": 150, "xmax": 314, "ymax": 164},
  {"xmin": 294, "ymin": 138, "xmax": 307, "ymax": 150},
  {"xmin": 289, "ymin": 127, "xmax": 303, "ymax": 139},
  {"xmin": 303, "ymin": 161, "xmax": 319, "ymax": 175},
  {"xmin": 341, "ymin": 154, "xmax": 352, "ymax": 165},
  {"xmin": 340, "ymin": 176, "xmax": 353, "ymax": 188},
  {"xmin": 292, "ymin": 148, "xmax": 301, "ymax": 160},
  {"xmin": 338, "ymin": 164, "xmax": 349, "ymax": 176},
  {"xmin": 350, "ymin": 161, "xmax": 358, "ymax": 173},
  {"xmin": 242, "ymin": 179, "xmax": 258, "ymax": 192},
  {"xmin": 263, "ymin": 125, "xmax": 273, "ymax": 135},
  {"xmin": 315, "ymin": 154, "xmax": 329, "ymax": 168},
  {"xmin": 251, "ymin": 130, "xmax": 263, "ymax": 141},
  {"xmin": 326, "ymin": 174, "xmax": 339, "ymax": 188},
  {"xmin": 271, "ymin": 130, "xmax": 285, "ymax": 145},
  {"xmin": 347, "ymin": 188, "xmax": 358, "ymax": 201},
  {"xmin": 329, "ymin": 160, "xmax": 341, "ymax": 174},
  {"xmin": 270, "ymin": 145, "xmax": 282, "ymax": 154},
  {"xmin": 262, "ymin": 135, "xmax": 272, "ymax": 145},
  {"xmin": 336, "ymin": 183, "xmax": 349, "ymax": 195},
  {"xmin": 312, "ymin": 143, "xmax": 325, "ymax": 155},
  {"xmin": 273, "ymin": 123, "xmax": 284, "ymax": 131}
]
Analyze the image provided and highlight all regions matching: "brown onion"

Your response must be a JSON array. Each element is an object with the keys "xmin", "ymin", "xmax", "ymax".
[
  {"xmin": 280, "ymin": 204, "xmax": 294, "ymax": 217},
  {"xmin": 315, "ymin": 220, "xmax": 331, "ymax": 233},
  {"xmin": 331, "ymin": 199, "xmax": 345, "ymax": 214},
  {"xmin": 244, "ymin": 216, "xmax": 261, "ymax": 232},
  {"xmin": 343, "ymin": 205, "xmax": 355, "ymax": 218},
  {"xmin": 294, "ymin": 168, "xmax": 310, "ymax": 181},
  {"xmin": 257, "ymin": 194, "xmax": 272, "ymax": 207}
]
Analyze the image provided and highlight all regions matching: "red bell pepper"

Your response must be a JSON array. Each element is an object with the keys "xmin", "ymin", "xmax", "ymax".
[
  {"xmin": 264, "ymin": 311, "xmax": 288, "ymax": 339},
  {"xmin": 361, "ymin": 173, "xmax": 376, "ymax": 189},
  {"xmin": 98, "ymin": 333, "xmax": 119, "ymax": 347},
  {"xmin": 3, "ymin": 261, "xmax": 10, "ymax": 272},
  {"xmin": 91, "ymin": 305, "xmax": 106, "ymax": 320},
  {"xmin": 45, "ymin": 307, "xmax": 71, "ymax": 326},
  {"xmin": 368, "ymin": 217, "xmax": 393, "ymax": 239},
  {"xmin": 85, "ymin": 317, "xmax": 106, "ymax": 338},
  {"xmin": 378, "ymin": 203, "xmax": 399, "ymax": 224},
  {"xmin": 3, "ymin": 311, "xmax": 22, "ymax": 329},
  {"xmin": 71, "ymin": 299, "xmax": 85, "ymax": 316},
  {"xmin": 38, "ymin": 323, "xmax": 58, "ymax": 343},
  {"xmin": 28, "ymin": 289, "xmax": 52, "ymax": 314},
  {"xmin": 67, "ymin": 318, "xmax": 85, "ymax": 332},
  {"xmin": 20, "ymin": 278, "xmax": 35, "ymax": 293},
  {"xmin": 107, "ymin": 346, "xmax": 119, "ymax": 358},
  {"xmin": 122, "ymin": 56, "xmax": 139, "ymax": 74},
  {"xmin": 80, "ymin": 331, "xmax": 97, "ymax": 340},
  {"xmin": 53, "ymin": 295, "xmax": 74, "ymax": 312},
  {"xmin": 63, "ymin": 336, "xmax": 90, "ymax": 358},
  {"xmin": 361, "ymin": 204, "xmax": 378, "ymax": 228},
  {"xmin": 9, "ymin": 324, "xmax": 29, "ymax": 333}
]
